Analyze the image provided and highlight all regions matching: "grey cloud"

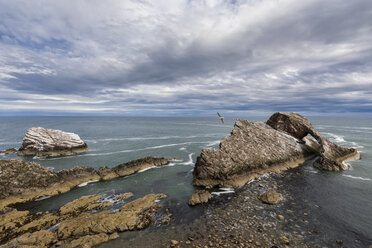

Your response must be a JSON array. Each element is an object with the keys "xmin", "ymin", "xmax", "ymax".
[{"xmin": 0, "ymin": 0, "xmax": 372, "ymax": 115}]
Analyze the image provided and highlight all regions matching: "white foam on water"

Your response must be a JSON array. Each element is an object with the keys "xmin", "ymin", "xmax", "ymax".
[
  {"xmin": 178, "ymin": 153, "xmax": 194, "ymax": 166},
  {"xmin": 211, "ymin": 190, "xmax": 235, "ymax": 196},
  {"xmin": 46, "ymin": 167, "xmax": 55, "ymax": 171},
  {"xmin": 165, "ymin": 163, "xmax": 176, "ymax": 167},
  {"xmin": 78, "ymin": 180, "xmax": 99, "ymax": 187},
  {"xmin": 323, "ymin": 132, "xmax": 346, "ymax": 143},
  {"xmin": 206, "ymin": 140, "xmax": 220, "ymax": 147},
  {"xmin": 138, "ymin": 166, "xmax": 157, "ymax": 173},
  {"xmin": 35, "ymin": 195, "xmax": 51, "ymax": 201},
  {"xmin": 84, "ymin": 141, "xmax": 207, "ymax": 157},
  {"xmin": 350, "ymin": 141, "xmax": 364, "ymax": 149},
  {"xmin": 154, "ymin": 199, "xmax": 160, "ymax": 203},
  {"xmin": 342, "ymin": 174, "xmax": 372, "ymax": 181},
  {"xmin": 179, "ymin": 147, "xmax": 187, "ymax": 151}
]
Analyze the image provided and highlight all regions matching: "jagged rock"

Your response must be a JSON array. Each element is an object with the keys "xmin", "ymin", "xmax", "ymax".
[
  {"xmin": 188, "ymin": 190, "xmax": 213, "ymax": 206},
  {"xmin": 267, "ymin": 112, "xmax": 360, "ymax": 171},
  {"xmin": 0, "ymin": 148, "xmax": 17, "ymax": 154},
  {"xmin": 259, "ymin": 191, "xmax": 284, "ymax": 205},
  {"xmin": 56, "ymin": 194, "xmax": 167, "ymax": 240},
  {"xmin": 17, "ymin": 127, "xmax": 88, "ymax": 157},
  {"xmin": 193, "ymin": 119, "xmax": 317, "ymax": 188},
  {"xmin": 3, "ymin": 230, "xmax": 57, "ymax": 248},
  {"xmin": 0, "ymin": 208, "xmax": 36, "ymax": 243},
  {"xmin": 64, "ymin": 232, "xmax": 119, "ymax": 248},
  {"xmin": 0, "ymin": 157, "xmax": 172, "ymax": 209},
  {"xmin": 57, "ymin": 195, "xmax": 113, "ymax": 217},
  {"xmin": 114, "ymin": 192, "xmax": 134, "ymax": 201},
  {"xmin": 193, "ymin": 112, "xmax": 360, "ymax": 189}
]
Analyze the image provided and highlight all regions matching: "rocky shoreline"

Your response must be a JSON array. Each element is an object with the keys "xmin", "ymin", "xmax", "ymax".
[
  {"xmin": 0, "ymin": 157, "xmax": 172, "ymax": 210},
  {"xmin": 0, "ymin": 112, "xmax": 365, "ymax": 247}
]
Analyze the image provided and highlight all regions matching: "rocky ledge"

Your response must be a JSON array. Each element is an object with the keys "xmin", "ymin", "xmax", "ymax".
[
  {"xmin": 17, "ymin": 127, "xmax": 88, "ymax": 157},
  {"xmin": 0, "ymin": 156, "xmax": 172, "ymax": 210},
  {"xmin": 193, "ymin": 112, "xmax": 359, "ymax": 188},
  {"xmin": 1, "ymin": 193, "xmax": 168, "ymax": 247}
]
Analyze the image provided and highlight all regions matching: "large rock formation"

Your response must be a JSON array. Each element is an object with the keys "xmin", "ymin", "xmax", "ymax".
[
  {"xmin": 0, "ymin": 157, "xmax": 172, "ymax": 209},
  {"xmin": 17, "ymin": 127, "xmax": 88, "ymax": 157},
  {"xmin": 193, "ymin": 112, "xmax": 360, "ymax": 188},
  {"xmin": 266, "ymin": 112, "xmax": 360, "ymax": 171}
]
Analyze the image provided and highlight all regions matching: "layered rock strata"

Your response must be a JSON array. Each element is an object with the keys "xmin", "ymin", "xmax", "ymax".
[
  {"xmin": 0, "ymin": 156, "xmax": 171, "ymax": 209},
  {"xmin": 17, "ymin": 127, "xmax": 88, "ymax": 157},
  {"xmin": 266, "ymin": 112, "xmax": 360, "ymax": 171},
  {"xmin": 193, "ymin": 112, "xmax": 360, "ymax": 188},
  {"xmin": 1, "ymin": 193, "xmax": 167, "ymax": 248}
]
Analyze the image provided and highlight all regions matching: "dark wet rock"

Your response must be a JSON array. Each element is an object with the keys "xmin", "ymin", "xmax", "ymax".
[
  {"xmin": 188, "ymin": 190, "xmax": 213, "ymax": 206},
  {"xmin": 259, "ymin": 191, "xmax": 284, "ymax": 205},
  {"xmin": 193, "ymin": 112, "xmax": 360, "ymax": 189},
  {"xmin": 0, "ymin": 148, "xmax": 17, "ymax": 154},
  {"xmin": 0, "ymin": 157, "xmax": 172, "ymax": 210},
  {"xmin": 17, "ymin": 127, "xmax": 88, "ymax": 157},
  {"xmin": 267, "ymin": 112, "xmax": 360, "ymax": 171}
]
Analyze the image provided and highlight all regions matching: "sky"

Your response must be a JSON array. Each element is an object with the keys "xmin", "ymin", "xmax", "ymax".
[{"xmin": 0, "ymin": 0, "xmax": 372, "ymax": 116}]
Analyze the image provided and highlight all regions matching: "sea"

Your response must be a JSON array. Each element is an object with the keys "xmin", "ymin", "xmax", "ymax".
[{"xmin": 0, "ymin": 116, "xmax": 371, "ymax": 246}]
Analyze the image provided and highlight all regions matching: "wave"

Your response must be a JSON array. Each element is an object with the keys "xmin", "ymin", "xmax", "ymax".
[
  {"xmin": 205, "ymin": 140, "xmax": 220, "ymax": 147},
  {"xmin": 35, "ymin": 195, "xmax": 52, "ymax": 201},
  {"xmin": 211, "ymin": 187, "xmax": 235, "ymax": 195},
  {"xmin": 342, "ymin": 174, "xmax": 372, "ymax": 181},
  {"xmin": 178, "ymin": 153, "xmax": 194, "ymax": 166},
  {"xmin": 179, "ymin": 147, "xmax": 187, "ymax": 151},
  {"xmin": 84, "ymin": 133, "xmax": 224, "ymax": 143},
  {"xmin": 77, "ymin": 180, "xmax": 99, "ymax": 187},
  {"xmin": 323, "ymin": 132, "xmax": 346, "ymax": 143},
  {"xmin": 138, "ymin": 166, "xmax": 157, "ymax": 173}
]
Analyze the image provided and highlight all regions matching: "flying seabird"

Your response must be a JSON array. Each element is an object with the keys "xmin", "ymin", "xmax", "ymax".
[{"xmin": 217, "ymin": 112, "xmax": 224, "ymax": 124}]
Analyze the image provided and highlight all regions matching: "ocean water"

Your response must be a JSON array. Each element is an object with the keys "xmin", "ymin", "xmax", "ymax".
[{"xmin": 0, "ymin": 116, "xmax": 371, "ymax": 245}]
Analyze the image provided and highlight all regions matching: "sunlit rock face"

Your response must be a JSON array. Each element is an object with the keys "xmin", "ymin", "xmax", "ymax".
[
  {"xmin": 193, "ymin": 112, "xmax": 360, "ymax": 189},
  {"xmin": 17, "ymin": 127, "xmax": 88, "ymax": 157}
]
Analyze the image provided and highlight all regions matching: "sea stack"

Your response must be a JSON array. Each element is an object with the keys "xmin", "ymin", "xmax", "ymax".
[
  {"xmin": 17, "ymin": 127, "xmax": 88, "ymax": 157},
  {"xmin": 193, "ymin": 112, "xmax": 360, "ymax": 189}
]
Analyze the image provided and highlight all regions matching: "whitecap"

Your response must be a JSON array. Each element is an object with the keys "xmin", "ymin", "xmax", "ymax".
[
  {"xmin": 179, "ymin": 147, "xmax": 187, "ymax": 151},
  {"xmin": 46, "ymin": 167, "xmax": 55, "ymax": 171},
  {"xmin": 205, "ymin": 140, "xmax": 220, "ymax": 147},
  {"xmin": 138, "ymin": 166, "xmax": 157, "ymax": 173},
  {"xmin": 35, "ymin": 195, "xmax": 51, "ymax": 201},
  {"xmin": 78, "ymin": 180, "xmax": 99, "ymax": 187},
  {"xmin": 342, "ymin": 174, "xmax": 372, "ymax": 181},
  {"xmin": 178, "ymin": 153, "xmax": 194, "ymax": 166},
  {"xmin": 211, "ymin": 190, "xmax": 235, "ymax": 196},
  {"xmin": 323, "ymin": 132, "xmax": 346, "ymax": 143}
]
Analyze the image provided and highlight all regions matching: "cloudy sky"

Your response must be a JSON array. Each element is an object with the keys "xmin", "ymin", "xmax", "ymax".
[{"xmin": 0, "ymin": 0, "xmax": 371, "ymax": 116}]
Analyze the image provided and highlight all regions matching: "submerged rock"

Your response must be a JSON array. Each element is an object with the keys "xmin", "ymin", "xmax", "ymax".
[
  {"xmin": 17, "ymin": 127, "xmax": 88, "ymax": 157},
  {"xmin": 188, "ymin": 190, "xmax": 213, "ymax": 206},
  {"xmin": 193, "ymin": 112, "xmax": 360, "ymax": 189},
  {"xmin": 259, "ymin": 191, "xmax": 284, "ymax": 205},
  {"xmin": 0, "ymin": 157, "xmax": 172, "ymax": 210}
]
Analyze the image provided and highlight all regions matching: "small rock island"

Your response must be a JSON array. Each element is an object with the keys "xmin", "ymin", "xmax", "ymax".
[{"xmin": 17, "ymin": 127, "xmax": 88, "ymax": 157}]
